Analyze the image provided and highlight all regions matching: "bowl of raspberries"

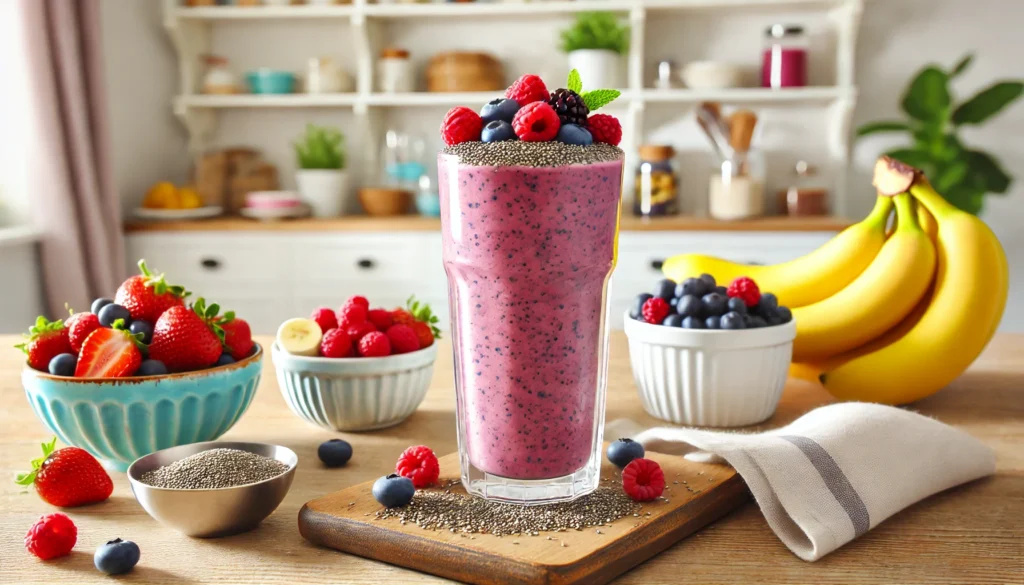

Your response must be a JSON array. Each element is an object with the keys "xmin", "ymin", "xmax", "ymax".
[
  {"xmin": 272, "ymin": 295, "xmax": 441, "ymax": 432},
  {"xmin": 623, "ymin": 274, "xmax": 795, "ymax": 428},
  {"xmin": 17, "ymin": 261, "xmax": 262, "ymax": 471}
]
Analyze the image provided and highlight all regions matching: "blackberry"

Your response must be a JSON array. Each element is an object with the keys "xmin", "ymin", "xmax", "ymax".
[{"xmin": 547, "ymin": 88, "xmax": 589, "ymax": 127}]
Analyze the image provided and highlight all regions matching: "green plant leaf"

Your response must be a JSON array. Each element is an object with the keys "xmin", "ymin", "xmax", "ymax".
[
  {"xmin": 294, "ymin": 123, "xmax": 346, "ymax": 169},
  {"xmin": 582, "ymin": 89, "xmax": 621, "ymax": 111},
  {"xmin": 942, "ymin": 184, "xmax": 986, "ymax": 215},
  {"xmin": 950, "ymin": 53, "xmax": 974, "ymax": 77},
  {"xmin": 934, "ymin": 161, "xmax": 969, "ymax": 193},
  {"xmin": 855, "ymin": 121, "xmax": 910, "ymax": 137},
  {"xmin": 951, "ymin": 81, "xmax": 1024, "ymax": 125},
  {"xmin": 559, "ymin": 12, "xmax": 630, "ymax": 55},
  {"xmin": 885, "ymin": 147, "xmax": 932, "ymax": 170},
  {"xmin": 965, "ymin": 150, "xmax": 1011, "ymax": 194},
  {"xmin": 567, "ymin": 69, "xmax": 583, "ymax": 93},
  {"xmin": 901, "ymin": 66, "xmax": 951, "ymax": 122}
]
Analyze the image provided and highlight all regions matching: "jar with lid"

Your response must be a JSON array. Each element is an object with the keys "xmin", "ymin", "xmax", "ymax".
[
  {"xmin": 761, "ymin": 24, "xmax": 808, "ymax": 89},
  {"xmin": 201, "ymin": 55, "xmax": 237, "ymax": 95},
  {"xmin": 378, "ymin": 48, "xmax": 413, "ymax": 93},
  {"xmin": 778, "ymin": 161, "xmax": 829, "ymax": 216},
  {"xmin": 634, "ymin": 145, "xmax": 679, "ymax": 217},
  {"xmin": 709, "ymin": 151, "xmax": 765, "ymax": 220}
]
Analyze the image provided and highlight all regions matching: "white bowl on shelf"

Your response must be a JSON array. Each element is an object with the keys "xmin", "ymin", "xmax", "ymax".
[
  {"xmin": 681, "ymin": 61, "xmax": 744, "ymax": 90},
  {"xmin": 624, "ymin": 311, "xmax": 795, "ymax": 427}
]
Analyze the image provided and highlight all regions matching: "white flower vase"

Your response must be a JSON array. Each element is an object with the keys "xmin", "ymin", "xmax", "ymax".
[
  {"xmin": 567, "ymin": 49, "xmax": 625, "ymax": 90},
  {"xmin": 296, "ymin": 169, "xmax": 349, "ymax": 218}
]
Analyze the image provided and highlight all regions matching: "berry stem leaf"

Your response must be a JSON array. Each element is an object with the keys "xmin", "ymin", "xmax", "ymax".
[
  {"xmin": 582, "ymin": 89, "xmax": 621, "ymax": 111},
  {"xmin": 137, "ymin": 259, "xmax": 190, "ymax": 299},
  {"xmin": 567, "ymin": 69, "xmax": 583, "ymax": 93},
  {"xmin": 15, "ymin": 437, "xmax": 57, "ymax": 486}
]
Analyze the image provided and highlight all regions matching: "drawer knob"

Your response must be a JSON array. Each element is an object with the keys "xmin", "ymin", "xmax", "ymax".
[
  {"xmin": 357, "ymin": 258, "xmax": 375, "ymax": 270},
  {"xmin": 200, "ymin": 258, "xmax": 221, "ymax": 270},
  {"xmin": 649, "ymin": 259, "xmax": 664, "ymax": 271}
]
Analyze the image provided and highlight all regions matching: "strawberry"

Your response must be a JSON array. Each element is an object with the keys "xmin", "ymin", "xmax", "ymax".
[
  {"xmin": 114, "ymin": 259, "xmax": 189, "ymax": 323},
  {"xmin": 149, "ymin": 299, "xmax": 224, "ymax": 372},
  {"xmin": 390, "ymin": 308, "xmax": 415, "ymax": 326},
  {"xmin": 16, "ymin": 437, "xmax": 113, "ymax": 507},
  {"xmin": 405, "ymin": 296, "xmax": 443, "ymax": 341},
  {"xmin": 75, "ymin": 322, "xmax": 144, "ymax": 378},
  {"xmin": 65, "ymin": 311, "xmax": 101, "ymax": 353},
  {"xmin": 16, "ymin": 317, "xmax": 73, "ymax": 372},
  {"xmin": 411, "ymin": 321, "xmax": 435, "ymax": 349},
  {"xmin": 219, "ymin": 312, "xmax": 254, "ymax": 360}
]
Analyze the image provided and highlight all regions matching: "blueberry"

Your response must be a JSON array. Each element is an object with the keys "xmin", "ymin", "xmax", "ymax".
[
  {"xmin": 215, "ymin": 354, "xmax": 236, "ymax": 366},
  {"xmin": 777, "ymin": 306, "xmax": 793, "ymax": 323},
  {"xmin": 758, "ymin": 292, "xmax": 779, "ymax": 313},
  {"xmin": 676, "ymin": 295, "xmax": 702, "ymax": 318},
  {"xmin": 555, "ymin": 123, "xmax": 593, "ymax": 146},
  {"xmin": 91, "ymin": 298, "xmax": 114, "ymax": 315},
  {"xmin": 48, "ymin": 353, "xmax": 77, "ymax": 376},
  {"xmin": 653, "ymin": 279, "xmax": 676, "ymax": 302},
  {"xmin": 748, "ymin": 315, "xmax": 768, "ymax": 328},
  {"xmin": 699, "ymin": 273, "xmax": 716, "ymax": 290},
  {"xmin": 606, "ymin": 438, "xmax": 645, "ymax": 468},
  {"xmin": 662, "ymin": 314, "xmax": 684, "ymax": 327},
  {"xmin": 682, "ymin": 316, "xmax": 705, "ymax": 329},
  {"xmin": 715, "ymin": 285, "xmax": 728, "ymax": 296},
  {"xmin": 372, "ymin": 474, "xmax": 415, "ymax": 508},
  {"xmin": 479, "ymin": 97, "xmax": 520, "ymax": 124},
  {"xmin": 318, "ymin": 438, "xmax": 353, "ymax": 468},
  {"xmin": 98, "ymin": 303, "xmax": 131, "ymax": 328},
  {"xmin": 630, "ymin": 293, "xmax": 653, "ymax": 320},
  {"xmin": 701, "ymin": 292, "xmax": 727, "ymax": 317},
  {"xmin": 705, "ymin": 315, "xmax": 721, "ymax": 329},
  {"xmin": 727, "ymin": 297, "xmax": 748, "ymax": 315},
  {"xmin": 763, "ymin": 308, "xmax": 783, "ymax": 326},
  {"xmin": 481, "ymin": 120, "xmax": 516, "ymax": 143},
  {"xmin": 676, "ymin": 277, "xmax": 705, "ymax": 298},
  {"xmin": 136, "ymin": 359, "xmax": 168, "ymax": 376},
  {"xmin": 94, "ymin": 538, "xmax": 140, "ymax": 575},
  {"xmin": 721, "ymin": 311, "xmax": 746, "ymax": 330},
  {"xmin": 129, "ymin": 320, "xmax": 154, "ymax": 344}
]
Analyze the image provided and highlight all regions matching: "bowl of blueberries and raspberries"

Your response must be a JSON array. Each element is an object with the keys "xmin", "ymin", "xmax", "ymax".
[
  {"xmin": 18, "ymin": 260, "xmax": 263, "ymax": 471},
  {"xmin": 623, "ymin": 274, "xmax": 796, "ymax": 428}
]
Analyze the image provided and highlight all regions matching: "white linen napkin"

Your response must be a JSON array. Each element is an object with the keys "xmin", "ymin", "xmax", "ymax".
[{"xmin": 606, "ymin": 402, "xmax": 995, "ymax": 561}]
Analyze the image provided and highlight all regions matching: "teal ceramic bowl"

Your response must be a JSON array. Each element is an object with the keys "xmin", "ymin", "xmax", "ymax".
[
  {"xmin": 246, "ymin": 70, "xmax": 295, "ymax": 94},
  {"xmin": 22, "ymin": 345, "xmax": 263, "ymax": 472}
]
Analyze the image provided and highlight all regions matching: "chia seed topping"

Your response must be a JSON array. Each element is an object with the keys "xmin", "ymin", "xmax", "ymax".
[
  {"xmin": 442, "ymin": 141, "xmax": 624, "ymax": 168},
  {"xmin": 139, "ymin": 448, "xmax": 289, "ymax": 490}
]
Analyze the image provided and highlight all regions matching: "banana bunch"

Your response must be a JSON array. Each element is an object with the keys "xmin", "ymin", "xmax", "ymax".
[{"xmin": 662, "ymin": 156, "xmax": 1008, "ymax": 405}]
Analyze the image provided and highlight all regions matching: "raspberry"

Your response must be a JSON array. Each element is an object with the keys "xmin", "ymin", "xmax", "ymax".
[
  {"xmin": 345, "ymin": 321, "xmax": 377, "ymax": 342},
  {"xmin": 390, "ymin": 308, "xmax": 414, "ymax": 326},
  {"xmin": 346, "ymin": 296, "xmax": 369, "ymax": 310},
  {"xmin": 311, "ymin": 307, "xmax": 338, "ymax": 333},
  {"xmin": 504, "ymin": 74, "xmax": 548, "ymax": 106},
  {"xmin": 622, "ymin": 458, "xmax": 665, "ymax": 502},
  {"xmin": 441, "ymin": 106, "xmax": 483, "ymax": 146},
  {"xmin": 357, "ymin": 331, "xmax": 391, "ymax": 357},
  {"xmin": 66, "ymin": 312, "xmax": 101, "ymax": 353},
  {"xmin": 337, "ymin": 303, "xmax": 367, "ymax": 329},
  {"xmin": 512, "ymin": 101, "xmax": 560, "ymax": 142},
  {"xmin": 587, "ymin": 113, "xmax": 622, "ymax": 146},
  {"xmin": 395, "ymin": 445, "xmax": 439, "ymax": 488},
  {"xmin": 641, "ymin": 297, "xmax": 670, "ymax": 324},
  {"xmin": 320, "ymin": 328, "xmax": 353, "ymax": 358},
  {"xmin": 24, "ymin": 513, "xmax": 77, "ymax": 560},
  {"xmin": 385, "ymin": 324, "xmax": 420, "ymax": 354},
  {"xmin": 727, "ymin": 277, "xmax": 761, "ymax": 308},
  {"xmin": 411, "ymin": 321, "xmax": 434, "ymax": 348},
  {"xmin": 366, "ymin": 309, "xmax": 393, "ymax": 331}
]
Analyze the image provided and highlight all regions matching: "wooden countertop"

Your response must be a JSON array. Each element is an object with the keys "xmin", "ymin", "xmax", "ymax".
[
  {"xmin": 123, "ymin": 215, "xmax": 852, "ymax": 234},
  {"xmin": 1, "ymin": 333, "xmax": 1020, "ymax": 584}
]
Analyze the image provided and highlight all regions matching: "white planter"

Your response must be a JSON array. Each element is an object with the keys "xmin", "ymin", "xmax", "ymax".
[
  {"xmin": 567, "ymin": 49, "xmax": 624, "ymax": 90},
  {"xmin": 295, "ymin": 169, "xmax": 348, "ymax": 218}
]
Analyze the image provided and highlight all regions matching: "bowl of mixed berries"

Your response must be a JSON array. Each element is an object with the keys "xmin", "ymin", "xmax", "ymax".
[
  {"xmin": 272, "ymin": 295, "xmax": 441, "ymax": 432},
  {"xmin": 18, "ymin": 261, "xmax": 261, "ymax": 471},
  {"xmin": 623, "ymin": 274, "xmax": 795, "ymax": 428}
]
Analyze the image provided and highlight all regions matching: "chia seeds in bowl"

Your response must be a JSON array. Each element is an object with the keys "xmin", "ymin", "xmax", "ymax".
[
  {"xmin": 139, "ymin": 448, "xmax": 289, "ymax": 490},
  {"xmin": 442, "ymin": 141, "xmax": 624, "ymax": 167}
]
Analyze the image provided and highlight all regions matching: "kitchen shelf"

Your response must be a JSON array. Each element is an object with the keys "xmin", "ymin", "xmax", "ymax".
[
  {"xmin": 172, "ymin": 5, "xmax": 355, "ymax": 20},
  {"xmin": 176, "ymin": 94, "xmax": 360, "ymax": 108},
  {"xmin": 641, "ymin": 86, "xmax": 853, "ymax": 104}
]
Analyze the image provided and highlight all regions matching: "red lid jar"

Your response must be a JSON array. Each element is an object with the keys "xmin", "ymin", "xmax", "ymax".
[{"xmin": 761, "ymin": 24, "xmax": 808, "ymax": 89}]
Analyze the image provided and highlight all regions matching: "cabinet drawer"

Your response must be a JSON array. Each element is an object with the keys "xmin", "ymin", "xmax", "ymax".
[
  {"xmin": 126, "ymin": 234, "xmax": 287, "ymax": 290},
  {"xmin": 290, "ymin": 234, "xmax": 443, "ymax": 291}
]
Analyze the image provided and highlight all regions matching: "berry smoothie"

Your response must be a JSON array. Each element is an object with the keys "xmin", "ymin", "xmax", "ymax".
[{"xmin": 439, "ymin": 142, "xmax": 624, "ymax": 481}]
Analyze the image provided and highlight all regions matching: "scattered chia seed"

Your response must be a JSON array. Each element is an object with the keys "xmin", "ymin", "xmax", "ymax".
[
  {"xmin": 442, "ymin": 140, "xmax": 624, "ymax": 168},
  {"xmin": 375, "ymin": 485, "xmax": 639, "ymax": 536},
  {"xmin": 139, "ymin": 448, "xmax": 289, "ymax": 490}
]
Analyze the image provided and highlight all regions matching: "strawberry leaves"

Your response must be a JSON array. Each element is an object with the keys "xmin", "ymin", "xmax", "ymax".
[
  {"xmin": 137, "ymin": 259, "xmax": 189, "ymax": 299},
  {"xmin": 15, "ymin": 316, "xmax": 64, "ymax": 353},
  {"xmin": 111, "ymin": 319, "xmax": 147, "ymax": 350},
  {"xmin": 15, "ymin": 437, "xmax": 57, "ymax": 486},
  {"xmin": 192, "ymin": 297, "xmax": 228, "ymax": 346},
  {"xmin": 406, "ymin": 295, "xmax": 442, "ymax": 339},
  {"xmin": 566, "ymin": 68, "xmax": 621, "ymax": 112}
]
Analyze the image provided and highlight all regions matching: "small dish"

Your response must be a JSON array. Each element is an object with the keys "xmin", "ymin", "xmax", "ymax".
[
  {"xmin": 246, "ymin": 69, "xmax": 296, "ymax": 94},
  {"xmin": 681, "ymin": 61, "xmax": 744, "ymax": 90},
  {"xmin": 127, "ymin": 441, "xmax": 296, "ymax": 538},
  {"xmin": 241, "ymin": 205, "xmax": 311, "ymax": 222},
  {"xmin": 133, "ymin": 206, "xmax": 223, "ymax": 221},
  {"xmin": 245, "ymin": 190, "xmax": 303, "ymax": 209},
  {"xmin": 624, "ymin": 312, "xmax": 795, "ymax": 427}
]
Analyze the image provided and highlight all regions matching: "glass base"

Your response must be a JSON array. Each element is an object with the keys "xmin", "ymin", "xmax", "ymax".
[{"xmin": 461, "ymin": 452, "xmax": 601, "ymax": 506}]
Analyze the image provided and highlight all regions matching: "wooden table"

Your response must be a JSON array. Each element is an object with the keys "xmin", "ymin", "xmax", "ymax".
[{"xmin": 1, "ymin": 334, "xmax": 1021, "ymax": 584}]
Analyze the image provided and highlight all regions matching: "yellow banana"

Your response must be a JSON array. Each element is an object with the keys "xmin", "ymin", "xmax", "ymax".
[
  {"xmin": 820, "ymin": 172, "xmax": 1008, "ymax": 405},
  {"xmin": 662, "ymin": 197, "xmax": 892, "ymax": 307},
  {"xmin": 791, "ymin": 194, "xmax": 935, "ymax": 362}
]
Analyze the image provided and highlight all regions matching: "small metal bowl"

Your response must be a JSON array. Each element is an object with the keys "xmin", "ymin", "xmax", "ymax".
[{"xmin": 127, "ymin": 441, "xmax": 297, "ymax": 538}]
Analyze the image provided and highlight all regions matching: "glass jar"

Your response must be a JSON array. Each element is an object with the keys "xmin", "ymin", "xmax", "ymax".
[
  {"xmin": 761, "ymin": 24, "xmax": 808, "ymax": 89},
  {"xmin": 201, "ymin": 55, "xmax": 237, "ymax": 95},
  {"xmin": 709, "ymin": 151, "xmax": 766, "ymax": 220},
  {"xmin": 778, "ymin": 160, "xmax": 829, "ymax": 216},
  {"xmin": 634, "ymin": 145, "xmax": 679, "ymax": 217},
  {"xmin": 377, "ymin": 48, "xmax": 413, "ymax": 93},
  {"xmin": 380, "ymin": 130, "xmax": 426, "ymax": 190}
]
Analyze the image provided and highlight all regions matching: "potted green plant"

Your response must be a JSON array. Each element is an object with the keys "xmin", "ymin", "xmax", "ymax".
[
  {"xmin": 857, "ymin": 54, "xmax": 1021, "ymax": 215},
  {"xmin": 559, "ymin": 12, "xmax": 629, "ymax": 90},
  {"xmin": 294, "ymin": 124, "xmax": 348, "ymax": 217}
]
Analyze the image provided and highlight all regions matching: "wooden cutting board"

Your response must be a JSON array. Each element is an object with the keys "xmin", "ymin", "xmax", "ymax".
[{"xmin": 299, "ymin": 450, "xmax": 749, "ymax": 585}]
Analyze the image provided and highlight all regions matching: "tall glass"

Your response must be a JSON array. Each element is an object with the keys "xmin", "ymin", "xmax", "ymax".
[{"xmin": 438, "ymin": 152, "xmax": 624, "ymax": 505}]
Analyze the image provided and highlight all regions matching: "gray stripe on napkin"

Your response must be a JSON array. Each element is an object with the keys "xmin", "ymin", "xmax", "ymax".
[{"xmin": 780, "ymin": 435, "xmax": 870, "ymax": 536}]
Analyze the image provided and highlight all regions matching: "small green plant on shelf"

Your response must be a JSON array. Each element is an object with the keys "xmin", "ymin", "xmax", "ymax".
[
  {"xmin": 856, "ymin": 53, "xmax": 1022, "ymax": 214},
  {"xmin": 559, "ymin": 12, "xmax": 630, "ymax": 55},
  {"xmin": 294, "ymin": 124, "xmax": 346, "ymax": 170}
]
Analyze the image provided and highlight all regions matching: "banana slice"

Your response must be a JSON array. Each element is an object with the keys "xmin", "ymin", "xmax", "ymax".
[{"xmin": 277, "ymin": 318, "xmax": 323, "ymax": 356}]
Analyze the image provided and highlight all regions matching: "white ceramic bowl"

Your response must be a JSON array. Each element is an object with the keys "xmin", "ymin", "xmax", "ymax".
[
  {"xmin": 681, "ymin": 61, "xmax": 744, "ymax": 89},
  {"xmin": 271, "ymin": 342, "xmax": 437, "ymax": 431},
  {"xmin": 624, "ymin": 312, "xmax": 795, "ymax": 427}
]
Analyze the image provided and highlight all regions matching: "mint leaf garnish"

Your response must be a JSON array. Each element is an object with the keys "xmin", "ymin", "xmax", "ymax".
[
  {"xmin": 567, "ymin": 69, "xmax": 583, "ymax": 93},
  {"xmin": 582, "ymin": 89, "xmax": 621, "ymax": 111}
]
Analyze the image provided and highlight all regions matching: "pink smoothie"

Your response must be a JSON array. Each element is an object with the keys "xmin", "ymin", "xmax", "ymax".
[{"xmin": 439, "ymin": 154, "xmax": 623, "ymax": 480}]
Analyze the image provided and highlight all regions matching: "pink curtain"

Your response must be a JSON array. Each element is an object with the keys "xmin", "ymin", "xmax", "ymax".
[{"xmin": 18, "ymin": 0, "xmax": 124, "ymax": 316}]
